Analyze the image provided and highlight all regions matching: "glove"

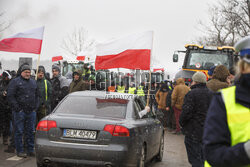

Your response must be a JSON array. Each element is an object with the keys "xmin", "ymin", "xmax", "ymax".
[{"xmin": 145, "ymin": 106, "xmax": 150, "ymax": 113}]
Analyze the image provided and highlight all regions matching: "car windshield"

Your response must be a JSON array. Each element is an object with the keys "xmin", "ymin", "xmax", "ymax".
[
  {"xmin": 186, "ymin": 51, "xmax": 230, "ymax": 70},
  {"xmin": 55, "ymin": 96, "xmax": 128, "ymax": 119}
]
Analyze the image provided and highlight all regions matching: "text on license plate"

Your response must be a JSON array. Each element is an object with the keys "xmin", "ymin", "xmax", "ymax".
[{"xmin": 63, "ymin": 129, "xmax": 97, "ymax": 139}]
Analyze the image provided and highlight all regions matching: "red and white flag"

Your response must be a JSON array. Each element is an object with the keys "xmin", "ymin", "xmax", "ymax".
[
  {"xmin": 52, "ymin": 56, "xmax": 63, "ymax": 62},
  {"xmin": 76, "ymin": 50, "xmax": 86, "ymax": 61},
  {"xmin": 95, "ymin": 31, "xmax": 153, "ymax": 70},
  {"xmin": 0, "ymin": 26, "xmax": 44, "ymax": 54},
  {"xmin": 153, "ymin": 68, "xmax": 164, "ymax": 72}
]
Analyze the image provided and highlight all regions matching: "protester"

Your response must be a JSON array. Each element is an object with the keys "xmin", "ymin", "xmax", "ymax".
[
  {"xmin": 0, "ymin": 70, "xmax": 12, "ymax": 145},
  {"xmin": 180, "ymin": 72, "xmax": 213, "ymax": 167},
  {"xmin": 128, "ymin": 82, "xmax": 136, "ymax": 94},
  {"xmin": 149, "ymin": 82, "xmax": 159, "ymax": 112},
  {"xmin": 155, "ymin": 84, "xmax": 169, "ymax": 128},
  {"xmin": 207, "ymin": 66, "xmax": 216, "ymax": 81},
  {"xmin": 171, "ymin": 78, "xmax": 190, "ymax": 134},
  {"xmin": 10, "ymin": 70, "xmax": 17, "ymax": 79},
  {"xmin": 37, "ymin": 66, "xmax": 52, "ymax": 122},
  {"xmin": 117, "ymin": 82, "xmax": 125, "ymax": 93},
  {"xmin": 166, "ymin": 81, "xmax": 177, "ymax": 132},
  {"xmin": 82, "ymin": 63, "xmax": 91, "ymax": 81},
  {"xmin": 69, "ymin": 70, "xmax": 87, "ymax": 93},
  {"xmin": 203, "ymin": 36, "xmax": 250, "ymax": 167},
  {"xmin": 206, "ymin": 65, "xmax": 230, "ymax": 92},
  {"xmin": 137, "ymin": 83, "xmax": 145, "ymax": 97},
  {"xmin": 108, "ymin": 81, "xmax": 116, "ymax": 92},
  {"xmin": 88, "ymin": 74, "xmax": 96, "ymax": 90},
  {"xmin": 7, "ymin": 65, "xmax": 39, "ymax": 157},
  {"xmin": 51, "ymin": 64, "xmax": 69, "ymax": 110}
]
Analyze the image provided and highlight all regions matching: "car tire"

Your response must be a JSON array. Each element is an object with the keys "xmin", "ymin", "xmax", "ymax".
[
  {"xmin": 155, "ymin": 135, "xmax": 164, "ymax": 162},
  {"xmin": 36, "ymin": 162, "xmax": 48, "ymax": 167},
  {"xmin": 137, "ymin": 144, "xmax": 146, "ymax": 167}
]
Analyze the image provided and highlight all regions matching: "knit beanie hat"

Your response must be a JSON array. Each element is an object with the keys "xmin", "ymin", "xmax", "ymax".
[
  {"xmin": 52, "ymin": 64, "xmax": 61, "ymax": 72},
  {"xmin": 192, "ymin": 72, "xmax": 207, "ymax": 83},
  {"xmin": 38, "ymin": 65, "xmax": 46, "ymax": 74},
  {"xmin": 20, "ymin": 65, "xmax": 31, "ymax": 72},
  {"xmin": 2, "ymin": 70, "xmax": 12, "ymax": 79}
]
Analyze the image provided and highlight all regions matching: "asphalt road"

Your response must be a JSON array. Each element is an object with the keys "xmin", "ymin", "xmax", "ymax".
[{"xmin": 0, "ymin": 131, "xmax": 190, "ymax": 167}]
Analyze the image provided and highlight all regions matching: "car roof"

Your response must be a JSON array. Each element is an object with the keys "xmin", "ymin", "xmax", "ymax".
[{"xmin": 68, "ymin": 91, "xmax": 137, "ymax": 100}]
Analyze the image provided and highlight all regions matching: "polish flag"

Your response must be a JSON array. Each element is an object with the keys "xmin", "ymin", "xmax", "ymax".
[
  {"xmin": 95, "ymin": 31, "xmax": 153, "ymax": 70},
  {"xmin": 0, "ymin": 26, "xmax": 44, "ymax": 54},
  {"xmin": 76, "ymin": 50, "xmax": 86, "ymax": 61},
  {"xmin": 76, "ymin": 56, "xmax": 85, "ymax": 61},
  {"xmin": 52, "ymin": 56, "xmax": 63, "ymax": 62},
  {"xmin": 153, "ymin": 68, "xmax": 164, "ymax": 72}
]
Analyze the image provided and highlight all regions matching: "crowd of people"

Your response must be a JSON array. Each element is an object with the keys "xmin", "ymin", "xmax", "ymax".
[
  {"xmin": 0, "ymin": 36, "xmax": 250, "ymax": 166},
  {"xmin": 0, "ymin": 63, "xmax": 98, "ymax": 158}
]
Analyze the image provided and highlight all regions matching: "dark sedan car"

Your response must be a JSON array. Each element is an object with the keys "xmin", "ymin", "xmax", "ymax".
[{"xmin": 35, "ymin": 91, "xmax": 164, "ymax": 167}]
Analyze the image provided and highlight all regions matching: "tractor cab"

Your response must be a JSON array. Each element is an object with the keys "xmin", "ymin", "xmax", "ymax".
[{"xmin": 173, "ymin": 44, "xmax": 238, "ymax": 85}]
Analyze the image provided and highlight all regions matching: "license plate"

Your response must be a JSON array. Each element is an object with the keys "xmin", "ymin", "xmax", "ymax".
[{"xmin": 63, "ymin": 129, "xmax": 97, "ymax": 139}]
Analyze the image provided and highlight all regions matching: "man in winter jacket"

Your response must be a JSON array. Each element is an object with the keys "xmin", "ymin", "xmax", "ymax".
[
  {"xmin": 37, "ymin": 66, "xmax": 52, "ymax": 122},
  {"xmin": 180, "ymin": 72, "xmax": 213, "ymax": 167},
  {"xmin": 0, "ymin": 70, "xmax": 12, "ymax": 145},
  {"xmin": 166, "ymin": 81, "xmax": 177, "ymax": 131},
  {"xmin": 51, "ymin": 64, "xmax": 69, "ymax": 110},
  {"xmin": 69, "ymin": 70, "xmax": 88, "ymax": 93},
  {"xmin": 7, "ymin": 65, "xmax": 39, "ymax": 158},
  {"xmin": 155, "ymin": 84, "xmax": 169, "ymax": 128},
  {"xmin": 171, "ymin": 78, "xmax": 190, "ymax": 133},
  {"xmin": 206, "ymin": 65, "xmax": 230, "ymax": 92}
]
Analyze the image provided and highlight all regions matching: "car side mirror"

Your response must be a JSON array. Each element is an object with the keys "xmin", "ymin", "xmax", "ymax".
[{"xmin": 173, "ymin": 53, "xmax": 178, "ymax": 62}]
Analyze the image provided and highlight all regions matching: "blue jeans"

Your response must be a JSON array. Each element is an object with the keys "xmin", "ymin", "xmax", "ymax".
[
  {"xmin": 13, "ymin": 111, "xmax": 36, "ymax": 154},
  {"xmin": 184, "ymin": 136, "xmax": 204, "ymax": 167}
]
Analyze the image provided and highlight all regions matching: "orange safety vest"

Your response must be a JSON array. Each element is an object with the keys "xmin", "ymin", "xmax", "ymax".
[{"xmin": 108, "ymin": 86, "xmax": 116, "ymax": 92}]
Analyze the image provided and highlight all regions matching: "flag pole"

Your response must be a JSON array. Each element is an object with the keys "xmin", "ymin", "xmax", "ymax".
[
  {"xmin": 146, "ymin": 70, "xmax": 151, "ymax": 106},
  {"xmin": 35, "ymin": 26, "xmax": 45, "ymax": 80},
  {"xmin": 35, "ymin": 54, "xmax": 41, "ymax": 80},
  {"xmin": 146, "ymin": 31, "xmax": 154, "ymax": 107}
]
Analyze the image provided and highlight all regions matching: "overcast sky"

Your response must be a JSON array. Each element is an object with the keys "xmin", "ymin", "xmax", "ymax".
[{"xmin": 0, "ymin": 0, "xmax": 218, "ymax": 75}]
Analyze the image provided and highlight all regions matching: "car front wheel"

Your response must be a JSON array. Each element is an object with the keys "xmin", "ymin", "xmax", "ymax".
[{"xmin": 137, "ymin": 144, "xmax": 146, "ymax": 167}]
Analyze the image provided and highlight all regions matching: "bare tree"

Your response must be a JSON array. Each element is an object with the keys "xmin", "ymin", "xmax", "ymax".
[
  {"xmin": 61, "ymin": 27, "xmax": 95, "ymax": 58},
  {"xmin": 197, "ymin": 0, "xmax": 250, "ymax": 46},
  {"xmin": 0, "ymin": 12, "xmax": 12, "ymax": 37}
]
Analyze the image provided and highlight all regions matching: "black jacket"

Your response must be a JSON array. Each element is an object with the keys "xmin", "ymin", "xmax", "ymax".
[
  {"xmin": 0, "ymin": 78, "xmax": 10, "ymax": 112},
  {"xmin": 7, "ymin": 76, "xmax": 39, "ymax": 112},
  {"xmin": 51, "ymin": 77, "xmax": 68, "ymax": 110},
  {"xmin": 166, "ymin": 89, "xmax": 173, "ymax": 108},
  {"xmin": 179, "ymin": 83, "xmax": 213, "ymax": 142},
  {"xmin": 203, "ymin": 77, "xmax": 250, "ymax": 166}
]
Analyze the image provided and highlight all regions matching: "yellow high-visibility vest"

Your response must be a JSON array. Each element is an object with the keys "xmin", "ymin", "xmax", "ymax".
[
  {"xmin": 128, "ymin": 87, "xmax": 136, "ymax": 94},
  {"xmin": 44, "ymin": 79, "xmax": 48, "ymax": 101},
  {"xmin": 205, "ymin": 86, "xmax": 250, "ymax": 167},
  {"xmin": 82, "ymin": 69, "xmax": 91, "ymax": 76},
  {"xmin": 137, "ymin": 86, "xmax": 145, "ymax": 96},
  {"xmin": 117, "ymin": 86, "xmax": 125, "ymax": 93}
]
